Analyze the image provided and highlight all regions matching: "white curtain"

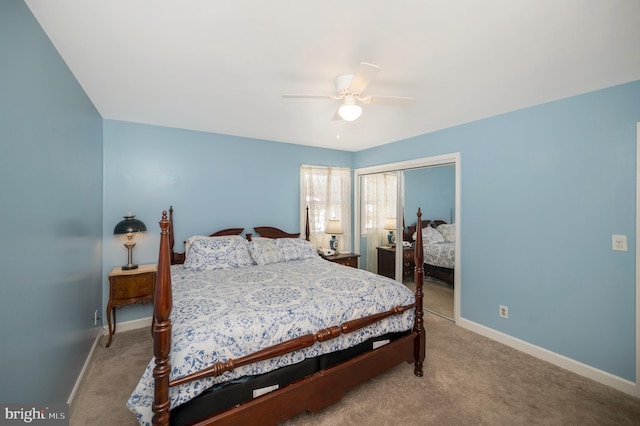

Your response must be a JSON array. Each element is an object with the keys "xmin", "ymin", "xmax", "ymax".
[
  {"xmin": 360, "ymin": 172, "xmax": 397, "ymax": 273},
  {"xmin": 300, "ymin": 165, "xmax": 352, "ymax": 252}
]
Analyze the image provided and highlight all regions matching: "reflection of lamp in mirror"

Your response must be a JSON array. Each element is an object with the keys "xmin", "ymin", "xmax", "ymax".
[
  {"xmin": 114, "ymin": 213, "xmax": 147, "ymax": 270},
  {"xmin": 325, "ymin": 219, "xmax": 343, "ymax": 251},
  {"xmin": 383, "ymin": 217, "xmax": 397, "ymax": 245}
]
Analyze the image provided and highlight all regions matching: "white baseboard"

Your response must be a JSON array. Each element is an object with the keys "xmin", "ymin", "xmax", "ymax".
[
  {"xmin": 67, "ymin": 328, "xmax": 102, "ymax": 407},
  {"xmin": 458, "ymin": 317, "xmax": 639, "ymax": 398},
  {"xmin": 70, "ymin": 315, "xmax": 637, "ymax": 407},
  {"xmin": 102, "ymin": 316, "xmax": 153, "ymax": 334},
  {"xmin": 69, "ymin": 316, "xmax": 153, "ymax": 409}
]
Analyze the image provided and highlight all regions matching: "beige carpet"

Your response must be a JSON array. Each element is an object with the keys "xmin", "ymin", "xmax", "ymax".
[
  {"xmin": 71, "ymin": 313, "xmax": 640, "ymax": 425},
  {"xmin": 405, "ymin": 277, "xmax": 454, "ymax": 319}
]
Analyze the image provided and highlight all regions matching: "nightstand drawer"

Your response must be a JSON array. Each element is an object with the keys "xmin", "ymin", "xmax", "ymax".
[
  {"xmin": 112, "ymin": 273, "xmax": 154, "ymax": 299},
  {"xmin": 319, "ymin": 252, "xmax": 360, "ymax": 268},
  {"xmin": 377, "ymin": 246, "xmax": 414, "ymax": 279},
  {"xmin": 337, "ymin": 256, "xmax": 358, "ymax": 268}
]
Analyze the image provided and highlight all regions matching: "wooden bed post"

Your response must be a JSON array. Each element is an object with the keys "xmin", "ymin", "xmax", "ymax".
[
  {"xmin": 153, "ymin": 211, "xmax": 173, "ymax": 426},
  {"xmin": 305, "ymin": 206, "xmax": 310, "ymax": 241},
  {"xmin": 413, "ymin": 208, "xmax": 426, "ymax": 376},
  {"xmin": 168, "ymin": 206, "xmax": 176, "ymax": 265}
]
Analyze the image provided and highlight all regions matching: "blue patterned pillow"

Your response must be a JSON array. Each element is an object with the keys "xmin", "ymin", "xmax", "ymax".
[
  {"xmin": 184, "ymin": 236, "xmax": 254, "ymax": 270},
  {"xmin": 436, "ymin": 224, "xmax": 455, "ymax": 242},
  {"xmin": 275, "ymin": 238, "xmax": 318, "ymax": 262},
  {"xmin": 249, "ymin": 238, "xmax": 283, "ymax": 266}
]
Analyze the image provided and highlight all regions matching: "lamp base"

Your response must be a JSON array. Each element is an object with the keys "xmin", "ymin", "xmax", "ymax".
[
  {"xmin": 388, "ymin": 231, "xmax": 396, "ymax": 245},
  {"xmin": 329, "ymin": 236, "xmax": 338, "ymax": 251},
  {"xmin": 122, "ymin": 241, "xmax": 138, "ymax": 270}
]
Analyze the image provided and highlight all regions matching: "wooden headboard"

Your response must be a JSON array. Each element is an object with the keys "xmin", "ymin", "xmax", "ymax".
[
  {"xmin": 251, "ymin": 207, "xmax": 310, "ymax": 241},
  {"xmin": 168, "ymin": 206, "xmax": 311, "ymax": 264},
  {"xmin": 249, "ymin": 227, "xmax": 300, "ymax": 240},
  {"xmin": 168, "ymin": 206, "xmax": 244, "ymax": 265}
]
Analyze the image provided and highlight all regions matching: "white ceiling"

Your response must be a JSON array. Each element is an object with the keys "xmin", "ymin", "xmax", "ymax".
[{"xmin": 25, "ymin": 0, "xmax": 640, "ymax": 152}]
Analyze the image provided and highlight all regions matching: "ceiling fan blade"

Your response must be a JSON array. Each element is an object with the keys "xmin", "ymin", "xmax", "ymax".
[
  {"xmin": 366, "ymin": 95, "xmax": 416, "ymax": 107},
  {"xmin": 347, "ymin": 62, "xmax": 381, "ymax": 95},
  {"xmin": 330, "ymin": 107, "xmax": 342, "ymax": 121},
  {"xmin": 282, "ymin": 94, "xmax": 333, "ymax": 100}
]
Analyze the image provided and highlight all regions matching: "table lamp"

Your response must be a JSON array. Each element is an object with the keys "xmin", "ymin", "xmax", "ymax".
[
  {"xmin": 383, "ymin": 217, "xmax": 397, "ymax": 245},
  {"xmin": 114, "ymin": 213, "xmax": 147, "ymax": 270},
  {"xmin": 325, "ymin": 219, "xmax": 343, "ymax": 251}
]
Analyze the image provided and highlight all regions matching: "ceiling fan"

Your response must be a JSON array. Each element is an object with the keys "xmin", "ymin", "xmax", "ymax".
[{"xmin": 282, "ymin": 63, "xmax": 416, "ymax": 122}]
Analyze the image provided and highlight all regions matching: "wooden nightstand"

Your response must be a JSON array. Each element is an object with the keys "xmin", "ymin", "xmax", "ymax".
[
  {"xmin": 377, "ymin": 246, "xmax": 414, "ymax": 279},
  {"xmin": 106, "ymin": 263, "xmax": 156, "ymax": 347},
  {"xmin": 319, "ymin": 252, "xmax": 360, "ymax": 268}
]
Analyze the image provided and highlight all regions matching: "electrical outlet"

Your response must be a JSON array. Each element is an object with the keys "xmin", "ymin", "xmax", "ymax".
[
  {"xmin": 499, "ymin": 305, "xmax": 509, "ymax": 319},
  {"xmin": 612, "ymin": 234, "xmax": 627, "ymax": 251},
  {"xmin": 94, "ymin": 310, "xmax": 99, "ymax": 326}
]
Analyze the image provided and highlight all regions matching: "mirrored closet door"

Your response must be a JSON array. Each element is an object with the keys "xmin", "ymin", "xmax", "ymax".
[
  {"xmin": 404, "ymin": 165, "xmax": 455, "ymax": 320},
  {"xmin": 354, "ymin": 154, "xmax": 460, "ymax": 322}
]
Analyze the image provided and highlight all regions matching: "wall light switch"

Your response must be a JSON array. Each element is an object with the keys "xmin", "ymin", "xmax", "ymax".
[{"xmin": 612, "ymin": 234, "xmax": 627, "ymax": 252}]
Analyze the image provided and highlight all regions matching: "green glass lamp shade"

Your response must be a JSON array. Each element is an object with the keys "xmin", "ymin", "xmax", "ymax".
[
  {"xmin": 114, "ymin": 214, "xmax": 146, "ymax": 270},
  {"xmin": 114, "ymin": 214, "xmax": 147, "ymax": 234}
]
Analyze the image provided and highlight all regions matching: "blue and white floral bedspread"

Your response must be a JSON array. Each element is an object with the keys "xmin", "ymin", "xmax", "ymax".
[
  {"xmin": 425, "ymin": 242, "xmax": 455, "ymax": 269},
  {"xmin": 127, "ymin": 257, "xmax": 415, "ymax": 425}
]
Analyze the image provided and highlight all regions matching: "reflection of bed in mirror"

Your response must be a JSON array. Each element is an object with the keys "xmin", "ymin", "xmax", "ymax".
[{"xmin": 406, "ymin": 220, "xmax": 454, "ymax": 286}]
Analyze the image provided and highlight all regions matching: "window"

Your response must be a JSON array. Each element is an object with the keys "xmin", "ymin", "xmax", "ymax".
[{"xmin": 300, "ymin": 165, "xmax": 352, "ymax": 252}]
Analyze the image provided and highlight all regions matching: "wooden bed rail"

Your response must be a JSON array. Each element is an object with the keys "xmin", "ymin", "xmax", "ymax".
[{"xmin": 170, "ymin": 303, "xmax": 416, "ymax": 387}]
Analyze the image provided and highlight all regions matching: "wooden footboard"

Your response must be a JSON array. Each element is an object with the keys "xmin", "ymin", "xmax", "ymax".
[
  {"xmin": 191, "ymin": 333, "xmax": 417, "ymax": 426},
  {"xmin": 151, "ymin": 208, "xmax": 426, "ymax": 426}
]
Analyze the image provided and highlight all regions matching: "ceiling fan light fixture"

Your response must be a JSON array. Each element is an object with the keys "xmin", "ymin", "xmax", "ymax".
[{"xmin": 338, "ymin": 95, "xmax": 362, "ymax": 121}]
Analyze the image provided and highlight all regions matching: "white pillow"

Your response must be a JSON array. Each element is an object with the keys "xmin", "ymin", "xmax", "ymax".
[
  {"xmin": 436, "ymin": 223, "xmax": 455, "ymax": 243},
  {"xmin": 184, "ymin": 236, "xmax": 254, "ymax": 270},
  {"xmin": 249, "ymin": 237, "xmax": 283, "ymax": 266},
  {"xmin": 275, "ymin": 238, "xmax": 318, "ymax": 262}
]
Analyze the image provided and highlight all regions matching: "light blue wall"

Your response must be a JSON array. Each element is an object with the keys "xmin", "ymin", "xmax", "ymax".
[
  {"xmin": 102, "ymin": 120, "xmax": 353, "ymax": 322},
  {"xmin": 7, "ymin": 0, "xmax": 638, "ymax": 400},
  {"xmin": 355, "ymin": 80, "xmax": 640, "ymax": 381},
  {"xmin": 404, "ymin": 165, "xmax": 455, "ymax": 227},
  {"xmin": 0, "ymin": 0, "xmax": 103, "ymax": 403}
]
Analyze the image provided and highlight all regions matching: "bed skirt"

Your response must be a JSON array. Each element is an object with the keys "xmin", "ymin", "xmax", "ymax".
[{"xmin": 425, "ymin": 263, "xmax": 454, "ymax": 286}]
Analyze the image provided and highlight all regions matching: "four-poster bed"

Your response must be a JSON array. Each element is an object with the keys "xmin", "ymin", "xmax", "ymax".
[{"xmin": 130, "ymin": 206, "xmax": 426, "ymax": 426}]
